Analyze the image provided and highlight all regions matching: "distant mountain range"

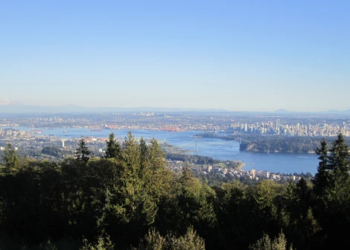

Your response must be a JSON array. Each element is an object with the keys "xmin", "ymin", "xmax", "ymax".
[
  {"xmin": 274, "ymin": 109, "xmax": 350, "ymax": 114},
  {"xmin": 0, "ymin": 99, "xmax": 22, "ymax": 106},
  {"xmin": 326, "ymin": 109, "xmax": 350, "ymax": 113},
  {"xmin": 0, "ymin": 99, "xmax": 350, "ymax": 114},
  {"xmin": 274, "ymin": 109, "xmax": 290, "ymax": 113},
  {"xmin": 0, "ymin": 99, "xmax": 228, "ymax": 113}
]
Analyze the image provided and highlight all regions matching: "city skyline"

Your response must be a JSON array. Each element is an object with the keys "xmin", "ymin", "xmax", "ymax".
[{"xmin": 1, "ymin": 1, "xmax": 350, "ymax": 111}]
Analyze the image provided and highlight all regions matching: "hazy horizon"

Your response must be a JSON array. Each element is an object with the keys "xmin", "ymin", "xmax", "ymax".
[
  {"xmin": 1, "ymin": 1, "xmax": 349, "ymax": 112},
  {"xmin": 1, "ymin": 98, "xmax": 350, "ymax": 113}
]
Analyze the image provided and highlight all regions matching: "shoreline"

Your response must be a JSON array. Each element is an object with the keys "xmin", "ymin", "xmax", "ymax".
[
  {"xmin": 195, "ymin": 133, "xmax": 319, "ymax": 155},
  {"xmin": 240, "ymin": 150, "xmax": 316, "ymax": 154},
  {"xmin": 237, "ymin": 162, "xmax": 246, "ymax": 171}
]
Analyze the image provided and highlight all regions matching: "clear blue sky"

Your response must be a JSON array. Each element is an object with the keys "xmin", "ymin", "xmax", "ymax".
[{"xmin": 0, "ymin": 0, "xmax": 349, "ymax": 111}]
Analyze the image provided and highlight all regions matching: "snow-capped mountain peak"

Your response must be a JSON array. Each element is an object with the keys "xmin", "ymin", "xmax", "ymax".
[{"xmin": 0, "ymin": 99, "xmax": 22, "ymax": 106}]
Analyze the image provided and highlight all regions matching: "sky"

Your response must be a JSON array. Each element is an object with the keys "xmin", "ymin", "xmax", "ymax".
[{"xmin": 0, "ymin": 0, "xmax": 349, "ymax": 112}]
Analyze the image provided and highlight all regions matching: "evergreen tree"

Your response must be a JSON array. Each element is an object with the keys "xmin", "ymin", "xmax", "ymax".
[
  {"xmin": 249, "ymin": 231, "xmax": 292, "ymax": 250},
  {"xmin": 75, "ymin": 139, "xmax": 91, "ymax": 163},
  {"xmin": 249, "ymin": 181, "xmax": 279, "ymax": 243},
  {"xmin": 136, "ymin": 227, "xmax": 205, "ymax": 250},
  {"xmin": 282, "ymin": 179, "xmax": 319, "ymax": 249},
  {"xmin": 313, "ymin": 138, "xmax": 329, "ymax": 197},
  {"xmin": 104, "ymin": 133, "xmax": 121, "ymax": 159},
  {"xmin": 328, "ymin": 132, "xmax": 350, "ymax": 176},
  {"xmin": 6, "ymin": 135, "xmax": 350, "ymax": 249},
  {"xmin": 139, "ymin": 137, "xmax": 149, "ymax": 171},
  {"xmin": 2, "ymin": 142, "xmax": 19, "ymax": 173},
  {"xmin": 143, "ymin": 138, "xmax": 173, "ymax": 203},
  {"xmin": 168, "ymin": 165, "xmax": 217, "ymax": 243},
  {"xmin": 102, "ymin": 132, "xmax": 154, "ymax": 245},
  {"xmin": 179, "ymin": 165, "xmax": 196, "ymax": 188},
  {"xmin": 313, "ymin": 133, "xmax": 350, "ymax": 248}
]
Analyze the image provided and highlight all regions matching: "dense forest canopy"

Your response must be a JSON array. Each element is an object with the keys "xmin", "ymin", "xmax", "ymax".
[
  {"xmin": 42, "ymin": 146, "xmax": 62, "ymax": 157},
  {"xmin": 0, "ymin": 132, "xmax": 349, "ymax": 249},
  {"xmin": 239, "ymin": 136, "xmax": 320, "ymax": 153},
  {"xmin": 197, "ymin": 133, "xmax": 350, "ymax": 154}
]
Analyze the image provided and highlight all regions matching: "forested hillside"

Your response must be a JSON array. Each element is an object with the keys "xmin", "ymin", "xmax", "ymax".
[
  {"xmin": 197, "ymin": 133, "xmax": 350, "ymax": 154},
  {"xmin": 239, "ymin": 136, "xmax": 321, "ymax": 153},
  {"xmin": 0, "ymin": 132, "xmax": 349, "ymax": 249}
]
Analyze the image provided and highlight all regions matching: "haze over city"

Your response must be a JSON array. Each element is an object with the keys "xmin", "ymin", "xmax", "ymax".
[{"xmin": 1, "ymin": 1, "xmax": 349, "ymax": 111}]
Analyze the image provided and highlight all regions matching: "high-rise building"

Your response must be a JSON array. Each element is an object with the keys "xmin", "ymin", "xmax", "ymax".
[
  {"xmin": 250, "ymin": 169, "xmax": 256, "ymax": 178},
  {"xmin": 207, "ymin": 165, "xmax": 212, "ymax": 173},
  {"xmin": 61, "ymin": 139, "xmax": 66, "ymax": 148},
  {"xmin": 276, "ymin": 119, "xmax": 281, "ymax": 129}
]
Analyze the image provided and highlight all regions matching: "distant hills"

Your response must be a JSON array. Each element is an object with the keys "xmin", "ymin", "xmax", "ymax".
[
  {"xmin": 325, "ymin": 109, "xmax": 350, "ymax": 113},
  {"xmin": 274, "ymin": 109, "xmax": 350, "ymax": 114},
  {"xmin": 274, "ymin": 109, "xmax": 290, "ymax": 113},
  {"xmin": 0, "ymin": 99, "xmax": 228, "ymax": 114},
  {"xmin": 1, "ymin": 99, "xmax": 350, "ymax": 114},
  {"xmin": 0, "ymin": 99, "xmax": 23, "ymax": 106}
]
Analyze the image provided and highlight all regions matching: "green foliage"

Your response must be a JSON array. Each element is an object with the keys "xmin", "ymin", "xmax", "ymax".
[
  {"xmin": 281, "ymin": 179, "xmax": 320, "ymax": 249},
  {"xmin": 42, "ymin": 146, "xmax": 62, "ymax": 157},
  {"xmin": 75, "ymin": 139, "xmax": 91, "ymax": 163},
  {"xmin": 136, "ymin": 227, "xmax": 205, "ymax": 250},
  {"xmin": 136, "ymin": 228, "xmax": 166, "ymax": 250},
  {"xmin": 157, "ymin": 165, "xmax": 217, "ymax": 247},
  {"xmin": 1, "ymin": 134, "xmax": 350, "ymax": 249},
  {"xmin": 98, "ymin": 132, "xmax": 174, "ymax": 246},
  {"xmin": 112, "ymin": 132, "xmax": 157, "ymax": 225},
  {"xmin": 104, "ymin": 133, "xmax": 121, "ymax": 159},
  {"xmin": 166, "ymin": 153, "xmax": 218, "ymax": 165},
  {"xmin": 249, "ymin": 231, "xmax": 291, "ymax": 250},
  {"xmin": 200, "ymin": 135, "xmax": 325, "ymax": 153},
  {"xmin": 239, "ymin": 136, "xmax": 320, "ymax": 153},
  {"xmin": 2, "ymin": 142, "xmax": 19, "ymax": 173},
  {"xmin": 313, "ymin": 138, "xmax": 329, "ymax": 197},
  {"xmin": 311, "ymin": 133, "xmax": 350, "ymax": 248},
  {"xmin": 80, "ymin": 235, "xmax": 114, "ymax": 250},
  {"xmin": 328, "ymin": 133, "xmax": 350, "ymax": 174}
]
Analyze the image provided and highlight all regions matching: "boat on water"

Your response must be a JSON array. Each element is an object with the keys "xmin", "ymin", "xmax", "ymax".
[
  {"xmin": 91, "ymin": 128, "xmax": 103, "ymax": 132},
  {"xmin": 31, "ymin": 129, "xmax": 43, "ymax": 134},
  {"xmin": 63, "ymin": 130, "xmax": 66, "ymax": 133}
]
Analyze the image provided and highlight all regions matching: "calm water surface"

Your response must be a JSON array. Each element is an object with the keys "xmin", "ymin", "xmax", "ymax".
[{"xmin": 19, "ymin": 127, "xmax": 319, "ymax": 174}]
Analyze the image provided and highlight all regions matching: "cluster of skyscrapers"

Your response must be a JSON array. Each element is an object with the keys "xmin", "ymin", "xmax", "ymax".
[{"xmin": 229, "ymin": 119, "xmax": 350, "ymax": 137}]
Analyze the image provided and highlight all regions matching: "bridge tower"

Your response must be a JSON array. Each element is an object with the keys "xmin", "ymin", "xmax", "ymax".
[{"xmin": 60, "ymin": 139, "xmax": 68, "ymax": 148}]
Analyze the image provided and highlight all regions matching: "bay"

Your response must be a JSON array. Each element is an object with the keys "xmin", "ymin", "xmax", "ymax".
[{"xmin": 18, "ymin": 127, "xmax": 319, "ymax": 174}]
